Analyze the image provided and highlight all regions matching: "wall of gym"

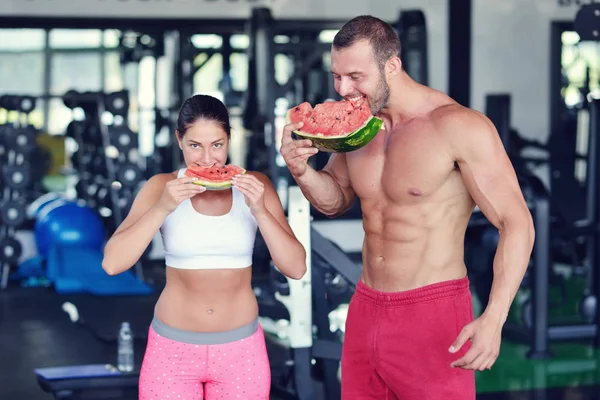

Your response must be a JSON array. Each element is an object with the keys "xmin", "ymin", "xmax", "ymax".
[
  {"xmin": 471, "ymin": 0, "xmax": 585, "ymax": 142},
  {"xmin": 0, "ymin": 0, "xmax": 450, "ymax": 95},
  {"xmin": 2, "ymin": 0, "xmax": 588, "ymax": 143}
]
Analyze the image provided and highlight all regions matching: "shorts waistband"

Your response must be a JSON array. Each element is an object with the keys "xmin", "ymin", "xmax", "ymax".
[
  {"xmin": 151, "ymin": 316, "xmax": 259, "ymax": 345},
  {"xmin": 355, "ymin": 276, "xmax": 470, "ymax": 307}
]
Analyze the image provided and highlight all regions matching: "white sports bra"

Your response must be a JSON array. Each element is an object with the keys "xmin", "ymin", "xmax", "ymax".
[{"xmin": 160, "ymin": 168, "xmax": 258, "ymax": 270}]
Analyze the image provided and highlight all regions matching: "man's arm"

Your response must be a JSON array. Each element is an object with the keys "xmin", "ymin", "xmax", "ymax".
[
  {"xmin": 449, "ymin": 109, "xmax": 535, "ymax": 320},
  {"xmin": 296, "ymin": 153, "xmax": 356, "ymax": 217},
  {"xmin": 445, "ymin": 108, "xmax": 535, "ymax": 370},
  {"xmin": 280, "ymin": 122, "xmax": 356, "ymax": 217}
]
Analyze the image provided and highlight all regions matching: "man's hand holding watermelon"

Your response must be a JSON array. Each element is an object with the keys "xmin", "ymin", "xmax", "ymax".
[{"xmin": 280, "ymin": 120, "xmax": 318, "ymax": 179}]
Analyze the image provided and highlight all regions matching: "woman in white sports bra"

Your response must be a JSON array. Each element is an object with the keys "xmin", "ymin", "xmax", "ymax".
[{"xmin": 102, "ymin": 94, "xmax": 307, "ymax": 400}]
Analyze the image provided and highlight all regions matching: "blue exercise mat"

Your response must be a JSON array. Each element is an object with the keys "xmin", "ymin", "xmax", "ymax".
[{"xmin": 46, "ymin": 245, "xmax": 153, "ymax": 296}]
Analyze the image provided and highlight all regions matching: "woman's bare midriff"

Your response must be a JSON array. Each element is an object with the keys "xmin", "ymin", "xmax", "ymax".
[{"xmin": 154, "ymin": 266, "xmax": 258, "ymax": 332}]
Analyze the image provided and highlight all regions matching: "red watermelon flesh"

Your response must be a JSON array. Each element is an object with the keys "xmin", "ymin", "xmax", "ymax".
[
  {"xmin": 184, "ymin": 164, "xmax": 246, "ymax": 189},
  {"xmin": 287, "ymin": 100, "xmax": 373, "ymax": 137}
]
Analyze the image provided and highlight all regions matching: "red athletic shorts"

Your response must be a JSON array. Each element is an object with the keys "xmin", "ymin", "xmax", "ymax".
[{"xmin": 341, "ymin": 276, "xmax": 475, "ymax": 400}]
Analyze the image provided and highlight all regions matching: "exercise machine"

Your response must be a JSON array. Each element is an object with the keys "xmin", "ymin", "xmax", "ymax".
[
  {"xmin": 525, "ymin": 97, "xmax": 600, "ymax": 357},
  {"xmin": 259, "ymin": 186, "xmax": 361, "ymax": 400},
  {"xmin": 477, "ymin": 94, "xmax": 600, "ymax": 358}
]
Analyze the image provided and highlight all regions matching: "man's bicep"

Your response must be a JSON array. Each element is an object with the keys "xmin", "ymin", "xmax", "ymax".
[
  {"xmin": 322, "ymin": 153, "xmax": 352, "ymax": 187},
  {"xmin": 322, "ymin": 153, "xmax": 356, "ymax": 202},
  {"xmin": 453, "ymin": 116, "xmax": 528, "ymax": 227}
]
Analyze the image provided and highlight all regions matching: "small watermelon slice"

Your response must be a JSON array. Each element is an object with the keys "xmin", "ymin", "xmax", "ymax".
[
  {"xmin": 286, "ymin": 100, "xmax": 383, "ymax": 153},
  {"xmin": 184, "ymin": 164, "xmax": 246, "ymax": 190}
]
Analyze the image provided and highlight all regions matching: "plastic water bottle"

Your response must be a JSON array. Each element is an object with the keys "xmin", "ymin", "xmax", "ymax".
[{"xmin": 117, "ymin": 322, "xmax": 134, "ymax": 372}]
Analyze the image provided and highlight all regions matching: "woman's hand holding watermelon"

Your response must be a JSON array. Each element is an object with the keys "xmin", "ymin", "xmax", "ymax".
[
  {"xmin": 232, "ymin": 174, "xmax": 266, "ymax": 216},
  {"xmin": 158, "ymin": 176, "xmax": 207, "ymax": 214}
]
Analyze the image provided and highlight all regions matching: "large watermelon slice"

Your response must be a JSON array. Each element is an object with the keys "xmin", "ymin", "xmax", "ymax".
[
  {"xmin": 184, "ymin": 164, "xmax": 246, "ymax": 190},
  {"xmin": 285, "ymin": 99, "xmax": 383, "ymax": 153}
]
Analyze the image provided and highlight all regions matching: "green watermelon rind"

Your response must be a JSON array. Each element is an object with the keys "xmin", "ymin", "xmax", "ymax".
[
  {"xmin": 285, "ymin": 110, "xmax": 383, "ymax": 153},
  {"xmin": 185, "ymin": 166, "xmax": 246, "ymax": 190},
  {"xmin": 191, "ymin": 180, "xmax": 234, "ymax": 190}
]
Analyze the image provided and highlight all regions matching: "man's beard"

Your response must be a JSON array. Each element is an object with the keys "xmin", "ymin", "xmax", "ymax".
[{"xmin": 368, "ymin": 71, "xmax": 390, "ymax": 115}]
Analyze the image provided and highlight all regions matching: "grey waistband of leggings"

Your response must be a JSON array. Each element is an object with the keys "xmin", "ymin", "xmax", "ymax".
[{"xmin": 151, "ymin": 316, "xmax": 259, "ymax": 345}]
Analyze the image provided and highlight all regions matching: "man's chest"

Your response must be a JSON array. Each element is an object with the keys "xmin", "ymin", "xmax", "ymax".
[{"xmin": 346, "ymin": 125, "xmax": 458, "ymax": 203}]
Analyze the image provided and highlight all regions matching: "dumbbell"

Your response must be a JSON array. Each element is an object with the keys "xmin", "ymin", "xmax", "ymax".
[
  {"xmin": 0, "ymin": 95, "xmax": 19, "ymax": 111},
  {"xmin": 0, "ymin": 95, "xmax": 36, "ymax": 113},
  {"xmin": 91, "ymin": 154, "xmax": 108, "ymax": 176},
  {"xmin": 115, "ymin": 162, "xmax": 144, "ymax": 189},
  {"xmin": 71, "ymin": 150, "xmax": 93, "ymax": 172},
  {"xmin": 65, "ymin": 120, "xmax": 87, "ymax": 141},
  {"xmin": 95, "ymin": 186, "xmax": 113, "ymax": 209},
  {"xmin": 0, "ymin": 235, "xmax": 22, "ymax": 265},
  {"xmin": 104, "ymin": 91, "xmax": 130, "ymax": 117},
  {"xmin": 0, "ymin": 199, "xmax": 28, "ymax": 228},
  {"xmin": 2, "ymin": 163, "xmax": 33, "ymax": 190},
  {"xmin": 0, "ymin": 124, "xmax": 13, "ymax": 146},
  {"xmin": 109, "ymin": 125, "xmax": 138, "ymax": 153},
  {"xmin": 0, "ymin": 125, "xmax": 38, "ymax": 155},
  {"xmin": 63, "ymin": 90, "xmax": 103, "ymax": 111}
]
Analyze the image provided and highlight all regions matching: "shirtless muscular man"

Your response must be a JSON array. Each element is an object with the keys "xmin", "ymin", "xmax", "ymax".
[{"xmin": 280, "ymin": 15, "xmax": 535, "ymax": 399}]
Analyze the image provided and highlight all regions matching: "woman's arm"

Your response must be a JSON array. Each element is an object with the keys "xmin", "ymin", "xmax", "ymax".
[
  {"xmin": 233, "ymin": 172, "xmax": 307, "ymax": 280},
  {"xmin": 102, "ymin": 173, "xmax": 205, "ymax": 275}
]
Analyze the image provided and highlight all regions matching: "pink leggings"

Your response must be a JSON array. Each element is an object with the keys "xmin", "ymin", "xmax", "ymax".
[{"xmin": 139, "ymin": 317, "xmax": 271, "ymax": 400}]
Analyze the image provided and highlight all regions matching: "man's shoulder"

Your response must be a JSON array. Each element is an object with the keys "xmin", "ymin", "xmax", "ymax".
[
  {"xmin": 430, "ymin": 103, "xmax": 495, "ymax": 140},
  {"xmin": 430, "ymin": 102, "xmax": 487, "ymax": 126}
]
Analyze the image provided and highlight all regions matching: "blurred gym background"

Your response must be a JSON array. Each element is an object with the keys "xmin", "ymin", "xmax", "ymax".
[{"xmin": 0, "ymin": 0, "xmax": 599, "ymax": 399}]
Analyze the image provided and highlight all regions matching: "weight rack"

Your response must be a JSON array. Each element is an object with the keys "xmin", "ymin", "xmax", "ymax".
[
  {"xmin": 63, "ymin": 90, "xmax": 148, "ymax": 281},
  {"xmin": 0, "ymin": 95, "xmax": 52, "ymax": 288}
]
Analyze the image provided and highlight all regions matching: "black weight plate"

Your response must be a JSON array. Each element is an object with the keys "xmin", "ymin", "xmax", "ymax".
[
  {"xmin": 0, "ymin": 95, "xmax": 19, "ymax": 111},
  {"xmin": 109, "ymin": 126, "xmax": 138, "ymax": 152},
  {"xmin": 75, "ymin": 180, "xmax": 87, "ymax": 197},
  {"xmin": 104, "ymin": 91, "xmax": 130, "ymax": 116},
  {"xmin": 18, "ymin": 96, "xmax": 36, "ymax": 113},
  {"xmin": 6, "ymin": 126, "xmax": 37, "ymax": 154},
  {"xmin": 575, "ymin": 4, "xmax": 600, "ymax": 41},
  {"xmin": 86, "ymin": 183, "xmax": 100, "ymax": 198},
  {"xmin": 96, "ymin": 187, "xmax": 111, "ymax": 208},
  {"xmin": 2, "ymin": 164, "xmax": 32, "ymax": 190},
  {"xmin": 0, "ymin": 237, "xmax": 22, "ymax": 264},
  {"xmin": 92, "ymin": 155, "xmax": 107, "ymax": 176},
  {"xmin": 0, "ymin": 124, "xmax": 17, "ymax": 147},
  {"xmin": 65, "ymin": 120, "xmax": 87, "ymax": 140},
  {"xmin": 0, "ymin": 200, "xmax": 27, "ymax": 227},
  {"xmin": 116, "ymin": 163, "xmax": 143, "ymax": 188}
]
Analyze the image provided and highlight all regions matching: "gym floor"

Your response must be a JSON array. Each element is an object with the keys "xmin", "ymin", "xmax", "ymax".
[{"xmin": 2, "ymin": 270, "xmax": 599, "ymax": 400}]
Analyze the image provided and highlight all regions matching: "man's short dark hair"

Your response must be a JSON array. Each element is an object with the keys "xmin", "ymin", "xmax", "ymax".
[{"xmin": 333, "ymin": 15, "xmax": 401, "ymax": 71}]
